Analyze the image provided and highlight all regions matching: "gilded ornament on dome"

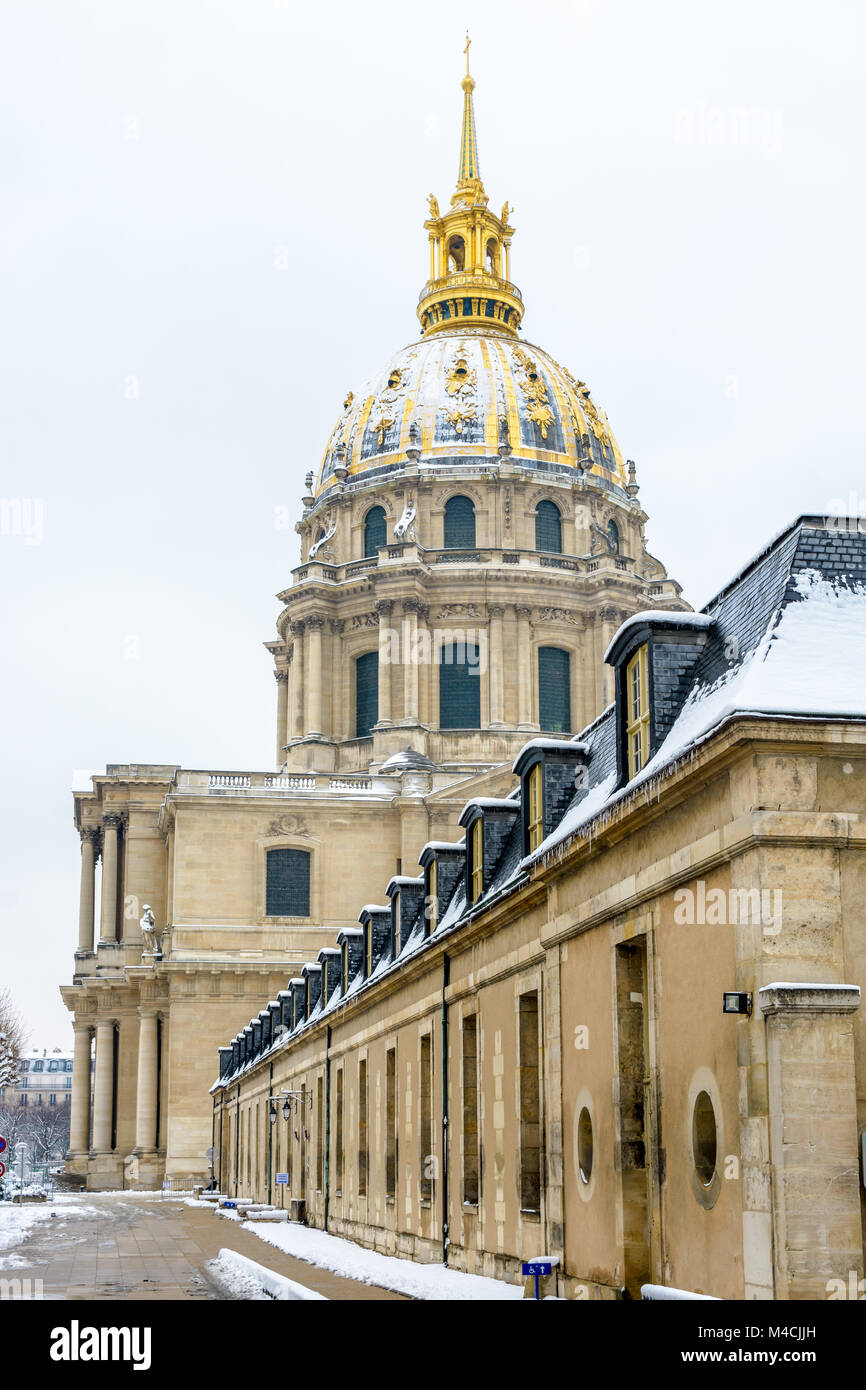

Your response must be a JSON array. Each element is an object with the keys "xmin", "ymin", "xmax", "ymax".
[
  {"xmin": 343, "ymin": 390, "xmax": 354, "ymax": 412},
  {"xmin": 445, "ymin": 353, "xmax": 477, "ymax": 398},
  {"xmin": 500, "ymin": 201, "xmax": 512, "ymax": 225},
  {"xmin": 370, "ymin": 411, "xmax": 396, "ymax": 446},
  {"xmin": 441, "ymin": 403, "xmax": 477, "ymax": 435},
  {"xmin": 427, "ymin": 193, "xmax": 440, "ymax": 219},
  {"xmin": 513, "ymin": 348, "xmax": 554, "ymax": 439}
]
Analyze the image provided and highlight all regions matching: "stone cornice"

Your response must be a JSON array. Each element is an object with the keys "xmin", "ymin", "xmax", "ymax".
[{"xmin": 759, "ymin": 983, "xmax": 861, "ymax": 1017}]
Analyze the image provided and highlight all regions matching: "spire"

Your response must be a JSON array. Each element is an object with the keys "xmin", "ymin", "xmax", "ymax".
[
  {"xmin": 458, "ymin": 33, "xmax": 481, "ymax": 187},
  {"xmin": 417, "ymin": 46, "xmax": 523, "ymax": 337}
]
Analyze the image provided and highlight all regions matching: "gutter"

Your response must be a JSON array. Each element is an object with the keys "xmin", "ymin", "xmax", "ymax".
[{"xmin": 324, "ymin": 1024, "xmax": 332, "ymax": 1233}]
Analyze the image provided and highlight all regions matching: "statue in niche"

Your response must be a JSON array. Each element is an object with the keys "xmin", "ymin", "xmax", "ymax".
[{"xmin": 140, "ymin": 904, "xmax": 161, "ymax": 959}]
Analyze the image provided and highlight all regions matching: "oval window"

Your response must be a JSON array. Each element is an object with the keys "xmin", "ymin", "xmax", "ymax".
[
  {"xmin": 692, "ymin": 1090, "xmax": 717, "ymax": 1186},
  {"xmin": 577, "ymin": 1106, "xmax": 593, "ymax": 1184}
]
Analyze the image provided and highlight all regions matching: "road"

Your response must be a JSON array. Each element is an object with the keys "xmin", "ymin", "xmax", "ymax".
[{"xmin": 0, "ymin": 1194, "xmax": 405, "ymax": 1301}]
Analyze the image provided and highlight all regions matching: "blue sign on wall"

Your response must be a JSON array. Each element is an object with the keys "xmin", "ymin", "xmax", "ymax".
[{"xmin": 275, "ymin": 1172, "xmax": 289, "ymax": 1184}]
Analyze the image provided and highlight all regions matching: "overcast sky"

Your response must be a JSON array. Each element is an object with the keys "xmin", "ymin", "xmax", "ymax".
[{"xmin": 2, "ymin": 0, "xmax": 863, "ymax": 1045}]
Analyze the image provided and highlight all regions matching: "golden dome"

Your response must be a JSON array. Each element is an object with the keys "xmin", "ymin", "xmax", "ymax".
[
  {"xmin": 316, "ymin": 330, "xmax": 627, "ymax": 494},
  {"xmin": 316, "ymin": 49, "xmax": 627, "ymax": 497}
]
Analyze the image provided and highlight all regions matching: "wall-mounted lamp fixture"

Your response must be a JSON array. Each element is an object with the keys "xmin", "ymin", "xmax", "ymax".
[{"xmin": 723, "ymin": 991, "xmax": 752, "ymax": 1016}]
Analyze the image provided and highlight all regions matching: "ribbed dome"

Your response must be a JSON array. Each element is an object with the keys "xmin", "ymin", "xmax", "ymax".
[{"xmin": 316, "ymin": 329, "xmax": 627, "ymax": 495}]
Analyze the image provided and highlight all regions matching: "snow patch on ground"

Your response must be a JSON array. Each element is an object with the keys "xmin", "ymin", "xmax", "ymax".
[
  {"xmin": 0, "ymin": 1197, "xmax": 103, "ymax": 1255},
  {"xmin": 243, "ymin": 1220, "xmax": 523, "ymax": 1300},
  {"xmin": 205, "ymin": 1253, "xmax": 270, "ymax": 1301}
]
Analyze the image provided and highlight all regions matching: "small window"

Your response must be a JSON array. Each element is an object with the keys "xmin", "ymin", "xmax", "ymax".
[
  {"xmin": 527, "ymin": 764, "xmax": 543, "ymax": 852},
  {"xmin": 470, "ymin": 818, "xmax": 483, "ymax": 904},
  {"xmin": 49, "ymin": 1093, "xmax": 57, "ymax": 1106},
  {"xmin": 485, "ymin": 238, "xmax": 498, "ymax": 275},
  {"xmin": 341, "ymin": 940, "xmax": 349, "ymax": 993},
  {"xmin": 365, "ymin": 922, "xmax": 373, "ymax": 977},
  {"xmin": 607, "ymin": 519, "xmax": 620, "ymax": 553},
  {"xmin": 393, "ymin": 897, "xmax": 402, "ymax": 956},
  {"xmin": 363, "ymin": 506, "xmax": 387, "ymax": 557},
  {"xmin": 443, "ymin": 495, "xmax": 476, "ymax": 549},
  {"xmin": 626, "ymin": 645, "xmax": 650, "ymax": 778},
  {"xmin": 577, "ymin": 1107, "xmax": 593, "ymax": 1183},
  {"xmin": 538, "ymin": 647, "xmax": 571, "ymax": 733},
  {"xmin": 535, "ymin": 500, "xmax": 562, "ymax": 554},
  {"xmin": 692, "ymin": 1091, "xmax": 717, "ymax": 1186},
  {"xmin": 447, "ymin": 235, "xmax": 465, "ymax": 272},
  {"xmin": 355, "ymin": 651, "xmax": 378, "ymax": 738},
  {"xmin": 266, "ymin": 848, "xmax": 310, "ymax": 918}
]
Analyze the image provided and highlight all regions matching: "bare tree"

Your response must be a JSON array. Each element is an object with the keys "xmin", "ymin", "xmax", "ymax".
[
  {"xmin": 0, "ymin": 988, "xmax": 27, "ymax": 1079},
  {"xmin": 0, "ymin": 1099, "xmax": 32, "ymax": 1153},
  {"xmin": 27, "ymin": 1101, "xmax": 71, "ymax": 1163}
]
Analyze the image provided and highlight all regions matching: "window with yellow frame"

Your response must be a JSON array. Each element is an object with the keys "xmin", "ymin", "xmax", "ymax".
[
  {"xmin": 470, "ymin": 818, "xmax": 484, "ymax": 903},
  {"xmin": 427, "ymin": 860, "xmax": 438, "ymax": 933},
  {"xmin": 527, "ymin": 763, "xmax": 543, "ymax": 852},
  {"xmin": 626, "ymin": 644, "xmax": 650, "ymax": 778}
]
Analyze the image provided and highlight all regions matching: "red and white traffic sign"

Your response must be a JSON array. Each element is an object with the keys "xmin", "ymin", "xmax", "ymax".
[
  {"xmin": 0, "ymin": 1135, "xmax": 7, "ymax": 1154},
  {"xmin": 0, "ymin": 1162, "xmax": 5, "ymax": 1179}
]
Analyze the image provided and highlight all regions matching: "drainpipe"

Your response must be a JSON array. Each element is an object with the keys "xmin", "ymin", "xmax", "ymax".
[
  {"xmin": 441, "ymin": 952, "xmax": 450, "ymax": 1265},
  {"xmin": 267, "ymin": 1061, "xmax": 274, "ymax": 1206},
  {"xmin": 324, "ymin": 1025, "xmax": 332, "ymax": 1233},
  {"xmin": 234, "ymin": 1085, "xmax": 240, "ymax": 1195}
]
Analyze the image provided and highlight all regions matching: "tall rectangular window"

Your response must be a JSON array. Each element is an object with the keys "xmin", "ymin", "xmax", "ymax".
[
  {"xmin": 626, "ymin": 644, "xmax": 650, "ymax": 778},
  {"xmin": 527, "ymin": 764, "xmax": 543, "ymax": 852},
  {"xmin": 419, "ymin": 1034, "xmax": 433, "ymax": 1202},
  {"xmin": 518, "ymin": 991, "xmax": 542, "ymax": 1214},
  {"xmin": 385, "ymin": 1048, "xmax": 397, "ymax": 1199},
  {"xmin": 462, "ymin": 1014, "xmax": 479, "ymax": 1205},
  {"xmin": 426, "ymin": 860, "xmax": 438, "ymax": 934},
  {"xmin": 355, "ymin": 650, "xmax": 379, "ymax": 739},
  {"xmin": 470, "ymin": 818, "xmax": 483, "ymax": 903},
  {"xmin": 335, "ymin": 1068, "xmax": 344, "ymax": 1196},
  {"xmin": 358, "ymin": 1058, "xmax": 368, "ymax": 1197},
  {"xmin": 538, "ymin": 647, "xmax": 571, "ymax": 733},
  {"xmin": 439, "ymin": 643, "xmax": 481, "ymax": 729},
  {"xmin": 316, "ymin": 1076, "xmax": 324, "ymax": 1191},
  {"xmin": 266, "ymin": 848, "xmax": 310, "ymax": 917}
]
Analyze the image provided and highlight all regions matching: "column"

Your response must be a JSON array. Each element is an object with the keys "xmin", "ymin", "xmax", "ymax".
[
  {"xmin": 488, "ymin": 606, "xmax": 506, "ymax": 728},
  {"xmin": 99, "ymin": 814, "xmax": 121, "ymax": 943},
  {"xmin": 274, "ymin": 669, "xmax": 289, "ymax": 766},
  {"xmin": 290, "ymin": 623, "xmax": 305, "ymax": 738},
  {"xmin": 599, "ymin": 607, "xmax": 620, "ymax": 710},
  {"xmin": 134, "ymin": 1012, "xmax": 159, "ymax": 1153},
  {"xmin": 69, "ymin": 1023, "xmax": 93, "ymax": 1154},
  {"xmin": 759, "ymin": 984, "xmax": 862, "ymax": 1299},
  {"xmin": 304, "ymin": 615, "xmax": 325, "ymax": 737},
  {"xmin": 516, "ymin": 605, "xmax": 535, "ymax": 729},
  {"xmin": 92, "ymin": 1019, "xmax": 116, "ymax": 1153},
  {"xmin": 77, "ymin": 828, "xmax": 98, "ymax": 953},
  {"xmin": 401, "ymin": 599, "xmax": 420, "ymax": 725},
  {"xmin": 375, "ymin": 600, "xmax": 393, "ymax": 727}
]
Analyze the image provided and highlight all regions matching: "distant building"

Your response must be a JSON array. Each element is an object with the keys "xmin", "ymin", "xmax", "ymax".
[{"xmin": 1, "ymin": 1048, "xmax": 85, "ymax": 1109}]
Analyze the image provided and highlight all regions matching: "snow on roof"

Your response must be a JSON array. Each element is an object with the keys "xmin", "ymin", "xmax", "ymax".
[
  {"xmin": 604, "ymin": 611, "xmax": 712, "ymax": 663},
  {"xmin": 419, "ymin": 840, "xmax": 465, "ymax": 855},
  {"xmin": 359, "ymin": 903, "xmax": 391, "ymax": 917},
  {"xmin": 524, "ymin": 569, "xmax": 866, "ymax": 867},
  {"xmin": 511, "ymin": 739, "xmax": 588, "ymax": 772}
]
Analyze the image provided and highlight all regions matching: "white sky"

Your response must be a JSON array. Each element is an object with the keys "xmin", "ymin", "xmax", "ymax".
[{"xmin": 1, "ymin": 0, "xmax": 863, "ymax": 1044}]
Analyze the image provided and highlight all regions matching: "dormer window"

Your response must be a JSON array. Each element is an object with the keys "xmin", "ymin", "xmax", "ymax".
[
  {"xmin": 606, "ymin": 611, "xmax": 713, "ymax": 788},
  {"xmin": 626, "ymin": 644, "xmax": 650, "ymax": 777},
  {"xmin": 527, "ymin": 763, "xmax": 543, "ymax": 851},
  {"xmin": 470, "ymin": 818, "xmax": 483, "ymax": 903},
  {"xmin": 366, "ymin": 923, "xmax": 373, "ymax": 977},
  {"xmin": 341, "ymin": 939, "xmax": 349, "ymax": 991}
]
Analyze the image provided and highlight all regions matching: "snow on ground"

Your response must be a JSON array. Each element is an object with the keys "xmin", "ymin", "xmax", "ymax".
[
  {"xmin": 204, "ymin": 1254, "xmax": 270, "ymax": 1301},
  {"xmin": 0, "ymin": 1195, "xmax": 105, "ymax": 1257},
  {"xmin": 243, "ymin": 1219, "xmax": 524, "ymax": 1300}
]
